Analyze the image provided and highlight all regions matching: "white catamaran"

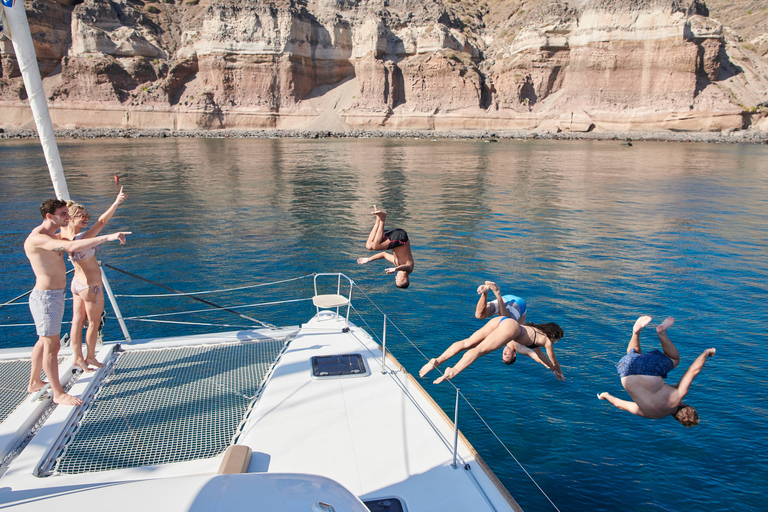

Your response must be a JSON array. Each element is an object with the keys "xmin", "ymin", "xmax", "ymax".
[{"xmin": 0, "ymin": 2, "xmax": 528, "ymax": 511}]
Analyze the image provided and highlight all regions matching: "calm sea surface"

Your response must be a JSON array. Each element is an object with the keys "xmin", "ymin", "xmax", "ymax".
[{"xmin": 1, "ymin": 137, "xmax": 766, "ymax": 511}]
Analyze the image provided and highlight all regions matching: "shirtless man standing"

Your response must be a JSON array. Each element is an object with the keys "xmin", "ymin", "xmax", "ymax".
[
  {"xmin": 24, "ymin": 199, "xmax": 131, "ymax": 405},
  {"xmin": 356, "ymin": 206, "xmax": 414, "ymax": 289},
  {"xmin": 597, "ymin": 315, "xmax": 716, "ymax": 427}
]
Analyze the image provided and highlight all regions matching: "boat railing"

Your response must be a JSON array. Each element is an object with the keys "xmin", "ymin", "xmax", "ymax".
[
  {"xmin": 0, "ymin": 266, "xmax": 310, "ymax": 341},
  {"xmin": 311, "ymin": 273, "xmax": 353, "ymax": 327}
]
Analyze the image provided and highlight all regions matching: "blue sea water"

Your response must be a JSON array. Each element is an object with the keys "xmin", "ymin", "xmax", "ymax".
[{"xmin": 1, "ymin": 137, "xmax": 767, "ymax": 511}]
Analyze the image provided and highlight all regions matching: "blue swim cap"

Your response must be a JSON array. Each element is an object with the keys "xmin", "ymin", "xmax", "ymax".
[{"xmin": 501, "ymin": 294, "xmax": 527, "ymax": 317}]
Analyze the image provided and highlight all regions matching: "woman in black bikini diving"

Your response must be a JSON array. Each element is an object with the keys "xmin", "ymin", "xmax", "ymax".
[{"xmin": 420, "ymin": 282, "xmax": 565, "ymax": 384}]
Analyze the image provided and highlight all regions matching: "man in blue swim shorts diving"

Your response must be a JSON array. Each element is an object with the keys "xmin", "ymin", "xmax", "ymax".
[
  {"xmin": 597, "ymin": 315, "xmax": 716, "ymax": 427},
  {"xmin": 356, "ymin": 206, "xmax": 414, "ymax": 289}
]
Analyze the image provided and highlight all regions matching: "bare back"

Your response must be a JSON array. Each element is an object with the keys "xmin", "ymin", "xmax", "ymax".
[
  {"xmin": 621, "ymin": 375, "xmax": 680, "ymax": 419},
  {"xmin": 24, "ymin": 227, "xmax": 68, "ymax": 290}
]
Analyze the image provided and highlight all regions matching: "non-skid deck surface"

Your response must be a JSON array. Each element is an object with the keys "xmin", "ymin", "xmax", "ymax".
[{"xmin": 55, "ymin": 339, "xmax": 287, "ymax": 474}]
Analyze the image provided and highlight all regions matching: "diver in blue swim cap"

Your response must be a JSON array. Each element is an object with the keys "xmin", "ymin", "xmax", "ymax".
[{"xmin": 475, "ymin": 281, "xmax": 527, "ymax": 322}]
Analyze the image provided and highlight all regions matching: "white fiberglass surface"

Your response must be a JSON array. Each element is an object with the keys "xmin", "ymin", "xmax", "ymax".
[{"xmin": 238, "ymin": 315, "xmax": 514, "ymax": 512}]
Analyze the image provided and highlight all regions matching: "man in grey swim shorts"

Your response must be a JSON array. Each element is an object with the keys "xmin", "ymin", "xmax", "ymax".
[
  {"xmin": 24, "ymin": 199, "xmax": 131, "ymax": 406},
  {"xmin": 29, "ymin": 289, "xmax": 67, "ymax": 337},
  {"xmin": 597, "ymin": 315, "xmax": 716, "ymax": 427}
]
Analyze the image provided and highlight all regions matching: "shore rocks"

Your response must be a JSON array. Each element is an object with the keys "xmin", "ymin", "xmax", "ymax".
[{"xmin": 2, "ymin": 126, "xmax": 767, "ymax": 144}]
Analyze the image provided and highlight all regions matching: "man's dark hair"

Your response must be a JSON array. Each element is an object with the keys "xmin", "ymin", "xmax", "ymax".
[
  {"xmin": 526, "ymin": 322, "xmax": 564, "ymax": 342},
  {"xmin": 503, "ymin": 352, "xmax": 516, "ymax": 365},
  {"xmin": 40, "ymin": 199, "xmax": 67, "ymax": 219}
]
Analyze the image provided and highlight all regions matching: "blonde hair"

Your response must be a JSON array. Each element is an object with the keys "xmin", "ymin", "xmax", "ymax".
[{"xmin": 66, "ymin": 200, "xmax": 85, "ymax": 216}]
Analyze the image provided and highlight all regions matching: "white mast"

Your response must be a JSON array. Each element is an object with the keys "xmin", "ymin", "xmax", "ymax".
[{"xmin": 1, "ymin": 0, "xmax": 69, "ymax": 200}]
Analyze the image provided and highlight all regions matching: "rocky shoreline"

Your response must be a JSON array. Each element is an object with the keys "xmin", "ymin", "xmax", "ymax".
[{"xmin": 1, "ymin": 127, "xmax": 767, "ymax": 144}]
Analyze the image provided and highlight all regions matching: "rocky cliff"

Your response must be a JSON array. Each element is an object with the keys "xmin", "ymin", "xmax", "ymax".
[{"xmin": 2, "ymin": 0, "xmax": 767, "ymax": 133}]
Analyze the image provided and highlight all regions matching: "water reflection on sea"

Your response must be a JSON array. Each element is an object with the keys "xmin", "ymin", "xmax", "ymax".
[{"xmin": 1, "ymin": 137, "xmax": 767, "ymax": 512}]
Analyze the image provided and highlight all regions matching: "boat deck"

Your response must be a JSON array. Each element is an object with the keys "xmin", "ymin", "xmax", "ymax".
[
  {"xmin": 0, "ymin": 313, "xmax": 520, "ymax": 511},
  {"xmin": 238, "ymin": 312, "xmax": 520, "ymax": 512}
]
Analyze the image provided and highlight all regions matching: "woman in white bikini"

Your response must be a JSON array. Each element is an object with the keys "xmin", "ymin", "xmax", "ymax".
[{"xmin": 60, "ymin": 187, "xmax": 127, "ymax": 371}]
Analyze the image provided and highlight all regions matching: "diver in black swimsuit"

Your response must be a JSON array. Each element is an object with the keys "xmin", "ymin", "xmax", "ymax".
[{"xmin": 356, "ymin": 206, "xmax": 414, "ymax": 289}]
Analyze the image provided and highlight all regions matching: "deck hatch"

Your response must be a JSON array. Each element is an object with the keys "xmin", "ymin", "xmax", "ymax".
[
  {"xmin": 311, "ymin": 354, "xmax": 368, "ymax": 378},
  {"xmin": 53, "ymin": 338, "xmax": 288, "ymax": 475}
]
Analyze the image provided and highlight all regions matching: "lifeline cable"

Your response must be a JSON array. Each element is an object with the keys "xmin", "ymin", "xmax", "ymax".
[
  {"xmin": 113, "ymin": 274, "xmax": 315, "ymax": 298},
  {"xmin": 0, "ymin": 269, "xmax": 74, "ymax": 312},
  {"xmin": 102, "ymin": 263, "xmax": 277, "ymax": 329},
  {"xmin": 116, "ymin": 298, "xmax": 311, "ymax": 321}
]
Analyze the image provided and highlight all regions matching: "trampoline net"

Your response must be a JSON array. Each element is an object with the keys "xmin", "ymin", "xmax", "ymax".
[
  {"xmin": 0, "ymin": 357, "xmax": 65, "ymax": 426},
  {"xmin": 54, "ymin": 338, "xmax": 288, "ymax": 474},
  {"xmin": 0, "ymin": 359, "xmax": 34, "ymax": 425}
]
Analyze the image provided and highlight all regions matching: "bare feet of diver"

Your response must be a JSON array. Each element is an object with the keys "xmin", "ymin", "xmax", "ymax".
[
  {"xmin": 433, "ymin": 367, "xmax": 456, "ymax": 384},
  {"xmin": 419, "ymin": 358, "xmax": 439, "ymax": 378},
  {"xmin": 371, "ymin": 205, "xmax": 386, "ymax": 219},
  {"xmin": 633, "ymin": 315, "xmax": 652, "ymax": 334},
  {"xmin": 656, "ymin": 316, "xmax": 675, "ymax": 334}
]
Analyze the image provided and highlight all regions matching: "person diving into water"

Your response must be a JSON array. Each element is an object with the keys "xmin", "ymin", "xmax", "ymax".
[
  {"xmin": 474, "ymin": 281, "xmax": 527, "ymax": 322},
  {"xmin": 597, "ymin": 315, "xmax": 715, "ymax": 427},
  {"xmin": 472, "ymin": 281, "xmax": 555, "ymax": 369},
  {"xmin": 356, "ymin": 205, "xmax": 414, "ymax": 289},
  {"xmin": 420, "ymin": 281, "xmax": 565, "ymax": 384}
]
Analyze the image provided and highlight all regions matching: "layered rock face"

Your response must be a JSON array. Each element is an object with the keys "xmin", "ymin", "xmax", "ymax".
[{"xmin": 1, "ymin": 0, "xmax": 767, "ymax": 132}]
